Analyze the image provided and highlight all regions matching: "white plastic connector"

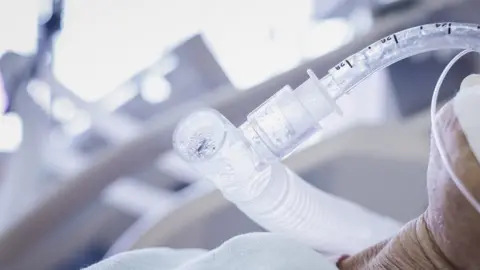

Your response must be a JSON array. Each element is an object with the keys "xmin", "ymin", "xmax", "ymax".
[
  {"xmin": 306, "ymin": 69, "xmax": 342, "ymax": 116},
  {"xmin": 239, "ymin": 69, "xmax": 344, "ymax": 162},
  {"xmin": 292, "ymin": 70, "xmax": 342, "ymax": 125}
]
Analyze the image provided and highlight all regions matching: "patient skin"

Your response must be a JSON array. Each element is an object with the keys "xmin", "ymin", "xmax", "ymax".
[{"xmin": 339, "ymin": 78, "xmax": 480, "ymax": 269}]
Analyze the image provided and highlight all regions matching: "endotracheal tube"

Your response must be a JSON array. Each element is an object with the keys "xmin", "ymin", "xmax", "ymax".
[{"xmin": 173, "ymin": 22, "xmax": 480, "ymax": 256}]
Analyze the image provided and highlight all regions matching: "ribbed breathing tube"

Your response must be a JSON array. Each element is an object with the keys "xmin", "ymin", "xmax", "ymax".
[{"xmin": 173, "ymin": 22, "xmax": 480, "ymax": 256}]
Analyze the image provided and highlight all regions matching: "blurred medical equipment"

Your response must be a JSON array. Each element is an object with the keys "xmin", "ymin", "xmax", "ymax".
[
  {"xmin": 0, "ymin": 74, "xmax": 6, "ymax": 114},
  {"xmin": 1, "ymin": 0, "xmax": 62, "ymax": 113},
  {"xmin": 173, "ymin": 22, "xmax": 480, "ymax": 255}
]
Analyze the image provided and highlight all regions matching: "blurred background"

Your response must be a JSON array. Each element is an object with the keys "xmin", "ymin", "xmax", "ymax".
[{"xmin": 0, "ymin": 0, "xmax": 479, "ymax": 269}]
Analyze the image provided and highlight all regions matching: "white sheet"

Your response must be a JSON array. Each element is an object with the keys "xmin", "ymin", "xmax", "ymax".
[{"xmin": 84, "ymin": 233, "xmax": 338, "ymax": 270}]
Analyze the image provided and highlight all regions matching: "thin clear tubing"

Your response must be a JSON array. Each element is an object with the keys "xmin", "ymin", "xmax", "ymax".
[{"xmin": 173, "ymin": 23, "xmax": 480, "ymax": 255}]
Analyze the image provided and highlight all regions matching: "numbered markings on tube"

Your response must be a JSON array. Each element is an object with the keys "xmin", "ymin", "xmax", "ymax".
[
  {"xmin": 346, "ymin": 60, "xmax": 353, "ymax": 68},
  {"xmin": 393, "ymin": 34, "xmax": 399, "ymax": 44},
  {"xmin": 435, "ymin": 23, "xmax": 449, "ymax": 28},
  {"xmin": 381, "ymin": 36, "xmax": 392, "ymax": 43},
  {"xmin": 335, "ymin": 60, "xmax": 353, "ymax": 70},
  {"xmin": 435, "ymin": 23, "xmax": 452, "ymax": 34},
  {"xmin": 380, "ymin": 34, "xmax": 400, "ymax": 45}
]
